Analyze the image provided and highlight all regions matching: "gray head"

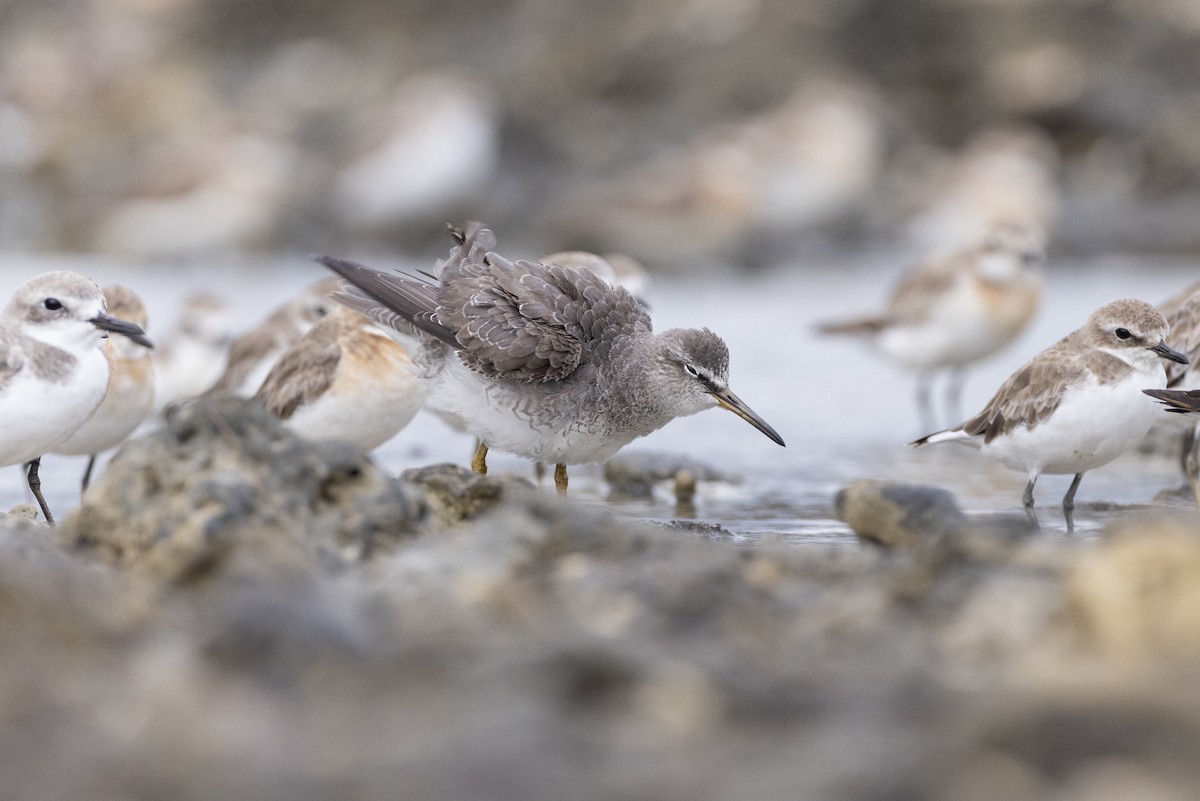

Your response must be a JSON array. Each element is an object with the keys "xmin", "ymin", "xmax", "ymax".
[
  {"xmin": 289, "ymin": 277, "xmax": 342, "ymax": 327},
  {"xmin": 1084, "ymin": 298, "xmax": 1188, "ymax": 368},
  {"xmin": 977, "ymin": 222, "xmax": 1045, "ymax": 281},
  {"xmin": 7, "ymin": 271, "xmax": 152, "ymax": 351},
  {"xmin": 655, "ymin": 328, "xmax": 784, "ymax": 446},
  {"xmin": 179, "ymin": 292, "xmax": 235, "ymax": 346}
]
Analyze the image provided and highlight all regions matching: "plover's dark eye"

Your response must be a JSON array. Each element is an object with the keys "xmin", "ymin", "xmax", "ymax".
[
  {"xmin": 683, "ymin": 363, "xmax": 700, "ymax": 378},
  {"xmin": 43, "ymin": 298, "xmax": 62, "ymax": 311},
  {"xmin": 1115, "ymin": 328, "xmax": 1132, "ymax": 340}
]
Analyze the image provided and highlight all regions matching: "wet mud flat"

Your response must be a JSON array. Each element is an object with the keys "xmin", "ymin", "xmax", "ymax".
[{"xmin": 2, "ymin": 398, "xmax": 1200, "ymax": 800}]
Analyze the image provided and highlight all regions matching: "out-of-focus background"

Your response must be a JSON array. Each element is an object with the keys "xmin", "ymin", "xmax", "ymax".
[
  {"xmin": 6, "ymin": 5, "xmax": 1200, "ymax": 801},
  {"xmin": 3, "ymin": 0, "xmax": 1200, "ymax": 268}
]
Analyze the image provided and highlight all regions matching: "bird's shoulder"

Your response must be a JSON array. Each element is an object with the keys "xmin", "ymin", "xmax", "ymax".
[
  {"xmin": 0, "ymin": 336, "xmax": 27, "ymax": 393},
  {"xmin": 440, "ymin": 250, "xmax": 651, "ymax": 383},
  {"xmin": 253, "ymin": 319, "xmax": 343, "ymax": 420},
  {"xmin": 962, "ymin": 336, "xmax": 1090, "ymax": 442},
  {"xmin": 885, "ymin": 251, "xmax": 967, "ymax": 324}
]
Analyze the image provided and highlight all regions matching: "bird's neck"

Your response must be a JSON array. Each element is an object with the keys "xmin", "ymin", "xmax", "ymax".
[{"xmin": 600, "ymin": 337, "xmax": 678, "ymax": 437}]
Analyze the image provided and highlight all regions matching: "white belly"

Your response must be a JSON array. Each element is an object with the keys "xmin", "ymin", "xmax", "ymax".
[
  {"xmin": 425, "ymin": 360, "xmax": 631, "ymax": 465},
  {"xmin": 981, "ymin": 369, "xmax": 1163, "ymax": 476},
  {"xmin": 0, "ymin": 350, "xmax": 110, "ymax": 466},
  {"xmin": 286, "ymin": 349, "xmax": 426, "ymax": 454},
  {"xmin": 154, "ymin": 338, "xmax": 227, "ymax": 408},
  {"xmin": 56, "ymin": 359, "xmax": 155, "ymax": 456},
  {"xmin": 878, "ymin": 276, "xmax": 1026, "ymax": 370}
]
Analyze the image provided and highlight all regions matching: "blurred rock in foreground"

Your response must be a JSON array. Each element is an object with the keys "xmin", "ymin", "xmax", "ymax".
[{"xmin": 0, "ymin": 423, "xmax": 1194, "ymax": 797}]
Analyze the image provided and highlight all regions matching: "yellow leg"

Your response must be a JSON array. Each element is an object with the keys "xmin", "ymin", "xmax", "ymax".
[
  {"xmin": 554, "ymin": 463, "xmax": 568, "ymax": 495},
  {"xmin": 471, "ymin": 440, "xmax": 489, "ymax": 474}
]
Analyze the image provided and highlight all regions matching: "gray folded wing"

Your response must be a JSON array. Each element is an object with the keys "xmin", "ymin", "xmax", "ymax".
[{"xmin": 317, "ymin": 223, "xmax": 652, "ymax": 385}]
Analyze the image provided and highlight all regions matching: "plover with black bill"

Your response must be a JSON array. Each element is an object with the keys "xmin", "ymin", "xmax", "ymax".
[
  {"xmin": 202, "ymin": 277, "xmax": 341, "ymax": 398},
  {"xmin": 316, "ymin": 222, "xmax": 784, "ymax": 493},
  {"xmin": 254, "ymin": 305, "xmax": 425, "ymax": 453},
  {"xmin": 911, "ymin": 299, "xmax": 1187, "ymax": 532},
  {"xmin": 0, "ymin": 272, "xmax": 152, "ymax": 523},
  {"xmin": 53, "ymin": 285, "xmax": 155, "ymax": 492},
  {"xmin": 819, "ymin": 223, "xmax": 1044, "ymax": 431}
]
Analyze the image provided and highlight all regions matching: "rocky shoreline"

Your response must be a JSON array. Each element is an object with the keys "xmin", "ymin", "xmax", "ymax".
[{"xmin": 0, "ymin": 398, "xmax": 1193, "ymax": 799}]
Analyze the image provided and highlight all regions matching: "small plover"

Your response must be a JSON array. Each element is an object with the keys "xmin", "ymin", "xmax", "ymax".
[
  {"xmin": 0, "ymin": 272, "xmax": 151, "ymax": 523},
  {"xmin": 820, "ymin": 223, "xmax": 1044, "ymax": 430},
  {"xmin": 153, "ymin": 291, "xmax": 235, "ymax": 411},
  {"xmin": 53, "ymin": 285, "xmax": 155, "ymax": 491},
  {"xmin": 911, "ymin": 299, "xmax": 1187, "ymax": 531},
  {"xmin": 1146, "ymin": 284, "xmax": 1200, "ymax": 505},
  {"xmin": 316, "ymin": 222, "xmax": 784, "ymax": 493},
  {"xmin": 254, "ymin": 305, "xmax": 425, "ymax": 453},
  {"xmin": 203, "ymin": 277, "xmax": 340, "ymax": 398}
]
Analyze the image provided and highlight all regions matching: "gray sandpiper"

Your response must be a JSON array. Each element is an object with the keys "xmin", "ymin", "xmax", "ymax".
[{"xmin": 316, "ymin": 222, "xmax": 784, "ymax": 493}]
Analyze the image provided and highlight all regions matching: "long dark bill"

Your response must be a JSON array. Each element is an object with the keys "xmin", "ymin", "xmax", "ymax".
[
  {"xmin": 90, "ymin": 313, "xmax": 152, "ymax": 348},
  {"xmin": 711, "ymin": 387, "xmax": 785, "ymax": 447},
  {"xmin": 1151, "ymin": 341, "xmax": 1189, "ymax": 365}
]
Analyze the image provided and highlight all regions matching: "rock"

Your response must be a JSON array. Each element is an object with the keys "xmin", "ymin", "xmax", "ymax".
[
  {"xmin": 400, "ymin": 463, "xmax": 536, "ymax": 528},
  {"xmin": 1065, "ymin": 510, "xmax": 1200, "ymax": 662},
  {"xmin": 835, "ymin": 479, "xmax": 1035, "ymax": 560},
  {"xmin": 2, "ymin": 503, "xmax": 43, "ymax": 523},
  {"xmin": 657, "ymin": 520, "xmax": 745, "ymax": 544},
  {"xmin": 1150, "ymin": 482, "xmax": 1196, "ymax": 507},
  {"xmin": 64, "ymin": 398, "xmax": 423, "ymax": 582},
  {"xmin": 835, "ymin": 479, "xmax": 969, "ymax": 548},
  {"xmin": 604, "ymin": 451, "xmax": 735, "ymax": 500}
]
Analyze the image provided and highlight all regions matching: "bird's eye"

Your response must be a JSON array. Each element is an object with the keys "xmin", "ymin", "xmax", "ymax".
[
  {"xmin": 1115, "ymin": 328, "xmax": 1132, "ymax": 340},
  {"xmin": 683, "ymin": 364, "xmax": 700, "ymax": 378},
  {"xmin": 43, "ymin": 298, "xmax": 62, "ymax": 311}
]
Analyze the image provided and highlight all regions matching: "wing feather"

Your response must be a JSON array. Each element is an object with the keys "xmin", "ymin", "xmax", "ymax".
[
  {"xmin": 318, "ymin": 224, "xmax": 651, "ymax": 385},
  {"xmin": 960, "ymin": 338, "xmax": 1090, "ymax": 443},
  {"xmin": 1163, "ymin": 291, "xmax": 1200, "ymax": 387},
  {"xmin": 314, "ymin": 256, "xmax": 459, "ymax": 349},
  {"xmin": 254, "ymin": 322, "xmax": 342, "ymax": 420}
]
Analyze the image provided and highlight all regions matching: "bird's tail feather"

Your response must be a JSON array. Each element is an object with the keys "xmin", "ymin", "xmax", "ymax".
[
  {"xmin": 815, "ymin": 316, "xmax": 888, "ymax": 336},
  {"xmin": 314, "ymin": 255, "xmax": 461, "ymax": 349},
  {"xmin": 1144, "ymin": 388, "xmax": 1200, "ymax": 414},
  {"xmin": 909, "ymin": 428, "xmax": 974, "ymax": 447}
]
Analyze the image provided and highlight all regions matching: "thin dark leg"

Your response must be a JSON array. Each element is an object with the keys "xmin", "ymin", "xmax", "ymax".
[
  {"xmin": 1187, "ymin": 424, "xmax": 1200, "ymax": 508},
  {"xmin": 1180, "ymin": 427, "xmax": 1195, "ymax": 475},
  {"xmin": 533, "ymin": 462, "xmax": 546, "ymax": 484},
  {"xmin": 80, "ymin": 454, "xmax": 97, "ymax": 495},
  {"xmin": 1022, "ymin": 475, "xmax": 1040, "ymax": 529},
  {"xmin": 915, "ymin": 371, "xmax": 935, "ymax": 434},
  {"xmin": 1062, "ymin": 472, "xmax": 1084, "ymax": 534},
  {"xmin": 944, "ymin": 365, "xmax": 967, "ymax": 427},
  {"xmin": 25, "ymin": 458, "xmax": 54, "ymax": 526}
]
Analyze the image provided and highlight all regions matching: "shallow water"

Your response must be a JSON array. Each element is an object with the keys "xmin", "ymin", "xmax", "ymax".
[{"xmin": 0, "ymin": 250, "xmax": 1193, "ymax": 537}]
